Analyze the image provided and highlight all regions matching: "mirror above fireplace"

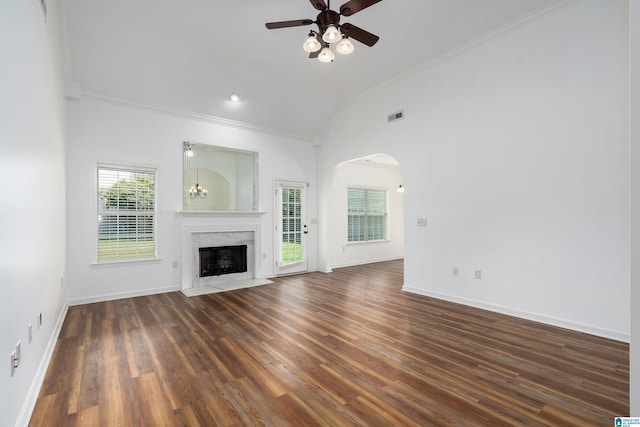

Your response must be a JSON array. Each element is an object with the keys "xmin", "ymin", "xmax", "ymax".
[{"xmin": 183, "ymin": 142, "xmax": 259, "ymax": 211}]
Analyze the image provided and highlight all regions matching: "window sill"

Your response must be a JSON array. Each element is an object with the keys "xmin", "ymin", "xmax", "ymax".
[
  {"xmin": 346, "ymin": 239, "xmax": 390, "ymax": 246},
  {"xmin": 91, "ymin": 257, "xmax": 163, "ymax": 267}
]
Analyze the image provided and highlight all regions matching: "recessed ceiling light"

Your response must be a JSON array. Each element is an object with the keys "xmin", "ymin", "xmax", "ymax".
[{"xmin": 228, "ymin": 92, "xmax": 240, "ymax": 102}]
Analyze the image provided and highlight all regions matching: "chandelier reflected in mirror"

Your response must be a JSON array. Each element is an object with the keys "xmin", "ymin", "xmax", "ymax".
[
  {"xmin": 184, "ymin": 142, "xmax": 208, "ymax": 200},
  {"xmin": 189, "ymin": 168, "xmax": 208, "ymax": 199}
]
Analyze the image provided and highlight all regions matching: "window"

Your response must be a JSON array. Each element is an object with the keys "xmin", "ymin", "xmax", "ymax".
[
  {"xmin": 97, "ymin": 165, "xmax": 156, "ymax": 262},
  {"xmin": 281, "ymin": 186, "xmax": 303, "ymax": 263},
  {"xmin": 348, "ymin": 188, "xmax": 387, "ymax": 242}
]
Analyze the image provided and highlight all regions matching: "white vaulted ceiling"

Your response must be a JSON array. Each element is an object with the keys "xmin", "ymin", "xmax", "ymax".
[{"xmin": 63, "ymin": 0, "xmax": 563, "ymax": 140}]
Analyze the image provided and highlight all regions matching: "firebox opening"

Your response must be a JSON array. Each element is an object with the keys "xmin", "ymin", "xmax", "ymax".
[{"xmin": 199, "ymin": 245, "xmax": 247, "ymax": 277}]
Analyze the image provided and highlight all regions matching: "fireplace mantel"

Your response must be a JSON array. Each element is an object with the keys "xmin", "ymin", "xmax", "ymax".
[
  {"xmin": 179, "ymin": 210, "xmax": 268, "ymax": 295},
  {"xmin": 178, "ymin": 211, "xmax": 267, "ymax": 231}
]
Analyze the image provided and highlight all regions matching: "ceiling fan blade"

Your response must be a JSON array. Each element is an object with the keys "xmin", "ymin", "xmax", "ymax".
[
  {"xmin": 340, "ymin": 22, "xmax": 379, "ymax": 46},
  {"xmin": 309, "ymin": 0, "xmax": 327, "ymax": 11},
  {"xmin": 339, "ymin": 0, "xmax": 382, "ymax": 17},
  {"xmin": 265, "ymin": 19, "xmax": 313, "ymax": 29}
]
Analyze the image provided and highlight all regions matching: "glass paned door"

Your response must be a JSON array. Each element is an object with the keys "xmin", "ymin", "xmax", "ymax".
[{"xmin": 275, "ymin": 181, "xmax": 308, "ymax": 275}]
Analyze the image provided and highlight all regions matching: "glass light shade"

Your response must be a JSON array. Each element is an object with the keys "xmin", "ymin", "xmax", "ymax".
[
  {"xmin": 303, "ymin": 35, "xmax": 321, "ymax": 52},
  {"xmin": 336, "ymin": 37, "xmax": 354, "ymax": 55},
  {"xmin": 318, "ymin": 47, "xmax": 334, "ymax": 63},
  {"xmin": 322, "ymin": 25, "xmax": 341, "ymax": 43}
]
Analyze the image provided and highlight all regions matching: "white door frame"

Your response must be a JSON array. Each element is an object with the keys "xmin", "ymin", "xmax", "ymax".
[{"xmin": 274, "ymin": 180, "xmax": 308, "ymax": 276}]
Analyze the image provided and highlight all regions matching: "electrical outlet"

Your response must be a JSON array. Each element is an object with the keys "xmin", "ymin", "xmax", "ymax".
[
  {"xmin": 453, "ymin": 267, "xmax": 459, "ymax": 277},
  {"xmin": 172, "ymin": 260, "xmax": 178, "ymax": 268},
  {"xmin": 475, "ymin": 270, "xmax": 482, "ymax": 279},
  {"xmin": 16, "ymin": 342, "xmax": 21, "ymax": 367},
  {"xmin": 11, "ymin": 351, "xmax": 17, "ymax": 377},
  {"xmin": 417, "ymin": 218, "xmax": 428, "ymax": 227},
  {"xmin": 28, "ymin": 323, "xmax": 33, "ymax": 343}
]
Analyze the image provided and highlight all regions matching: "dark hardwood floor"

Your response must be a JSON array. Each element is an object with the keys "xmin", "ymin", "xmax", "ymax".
[{"xmin": 30, "ymin": 260, "xmax": 629, "ymax": 426}]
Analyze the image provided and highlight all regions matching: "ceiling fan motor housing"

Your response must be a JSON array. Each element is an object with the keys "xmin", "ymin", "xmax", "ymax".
[{"xmin": 317, "ymin": 10, "xmax": 341, "ymax": 34}]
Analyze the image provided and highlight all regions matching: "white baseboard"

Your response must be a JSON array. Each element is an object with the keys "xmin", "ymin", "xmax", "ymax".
[
  {"xmin": 67, "ymin": 285, "xmax": 179, "ymax": 306},
  {"xmin": 15, "ymin": 303, "xmax": 69, "ymax": 427},
  {"xmin": 331, "ymin": 256, "xmax": 403, "ymax": 270},
  {"xmin": 402, "ymin": 286, "xmax": 629, "ymax": 343}
]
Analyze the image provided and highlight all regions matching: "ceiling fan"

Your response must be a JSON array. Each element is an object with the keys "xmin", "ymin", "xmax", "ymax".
[{"xmin": 265, "ymin": 0, "xmax": 382, "ymax": 62}]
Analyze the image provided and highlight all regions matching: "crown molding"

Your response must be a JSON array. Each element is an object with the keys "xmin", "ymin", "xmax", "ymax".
[{"xmin": 80, "ymin": 91, "xmax": 313, "ymax": 143}]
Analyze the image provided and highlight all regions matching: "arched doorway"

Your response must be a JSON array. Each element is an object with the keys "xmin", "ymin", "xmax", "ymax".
[{"xmin": 326, "ymin": 153, "xmax": 405, "ymax": 270}]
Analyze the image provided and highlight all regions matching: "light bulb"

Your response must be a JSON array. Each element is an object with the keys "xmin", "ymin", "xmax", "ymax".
[
  {"xmin": 228, "ymin": 92, "xmax": 240, "ymax": 102},
  {"xmin": 318, "ymin": 47, "xmax": 334, "ymax": 63},
  {"xmin": 336, "ymin": 37, "xmax": 354, "ymax": 55},
  {"xmin": 322, "ymin": 25, "xmax": 340, "ymax": 43},
  {"xmin": 303, "ymin": 34, "xmax": 321, "ymax": 52},
  {"xmin": 186, "ymin": 147, "xmax": 194, "ymax": 157}
]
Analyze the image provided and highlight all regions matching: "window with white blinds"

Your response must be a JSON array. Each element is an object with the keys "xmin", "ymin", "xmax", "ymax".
[
  {"xmin": 347, "ymin": 188, "xmax": 387, "ymax": 242},
  {"xmin": 97, "ymin": 165, "xmax": 156, "ymax": 262}
]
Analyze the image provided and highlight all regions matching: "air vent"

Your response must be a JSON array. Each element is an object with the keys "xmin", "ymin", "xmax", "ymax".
[{"xmin": 387, "ymin": 110, "xmax": 404, "ymax": 123}]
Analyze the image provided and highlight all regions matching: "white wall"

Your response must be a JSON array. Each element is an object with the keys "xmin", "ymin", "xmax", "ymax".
[
  {"xmin": 0, "ymin": 1, "xmax": 67, "ymax": 426},
  {"xmin": 328, "ymin": 160, "xmax": 404, "ymax": 268},
  {"xmin": 318, "ymin": 0, "xmax": 630, "ymax": 340},
  {"xmin": 65, "ymin": 97, "xmax": 318, "ymax": 304},
  {"xmin": 630, "ymin": 0, "xmax": 639, "ymax": 415},
  {"xmin": 64, "ymin": 1, "xmax": 338, "ymax": 140}
]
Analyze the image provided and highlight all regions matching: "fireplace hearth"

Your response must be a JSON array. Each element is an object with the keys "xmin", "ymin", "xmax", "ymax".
[
  {"xmin": 199, "ymin": 245, "xmax": 247, "ymax": 277},
  {"xmin": 179, "ymin": 210, "xmax": 270, "ymax": 296}
]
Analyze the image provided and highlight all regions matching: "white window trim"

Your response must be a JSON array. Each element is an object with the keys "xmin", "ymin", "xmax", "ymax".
[
  {"xmin": 347, "ymin": 186, "xmax": 389, "ymax": 243},
  {"xmin": 95, "ymin": 163, "xmax": 159, "ymax": 264}
]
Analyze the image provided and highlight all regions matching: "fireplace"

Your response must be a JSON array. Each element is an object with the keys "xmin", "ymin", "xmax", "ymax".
[
  {"xmin": 179, "ymin": 211, "xmax": 271, "ymax": 296},
  {"xmin": 199, "ymin": 245, "xmax": 247, "ymax": 277}
]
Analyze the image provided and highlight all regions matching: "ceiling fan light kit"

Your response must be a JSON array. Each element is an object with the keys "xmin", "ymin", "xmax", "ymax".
[
  {"xmin": 336, "ymin": 37, "xmax": 354, "ymax": 54},
  {"xmin": 318, "ymin": 47, "xmax": 335, "ymax": 63},
  {"xmin": 303, "ymin": 33, "xmax": 321, "ymax": 52},
  {"xmin": 266, "ymin": 0, "xmax": 382, "ymax": 63},
  {"xmin": 322, "ymin": 25, "xmax": 341, "ymax": 43}
]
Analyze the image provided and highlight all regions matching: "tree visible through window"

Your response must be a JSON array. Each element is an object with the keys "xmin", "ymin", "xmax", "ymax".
[
  {"xmin": 348, "ymin": 188, "xmax": 387, "ymax": 242},
  {"xmin": 97, "ymin": 166, "xmax": 156, "ymax": 261}
]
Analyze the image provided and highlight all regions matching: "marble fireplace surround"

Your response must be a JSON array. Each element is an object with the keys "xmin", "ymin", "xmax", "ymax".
[{"xmin": 179, "ymin": 211, "xmax": 271, "ymax": 296}]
